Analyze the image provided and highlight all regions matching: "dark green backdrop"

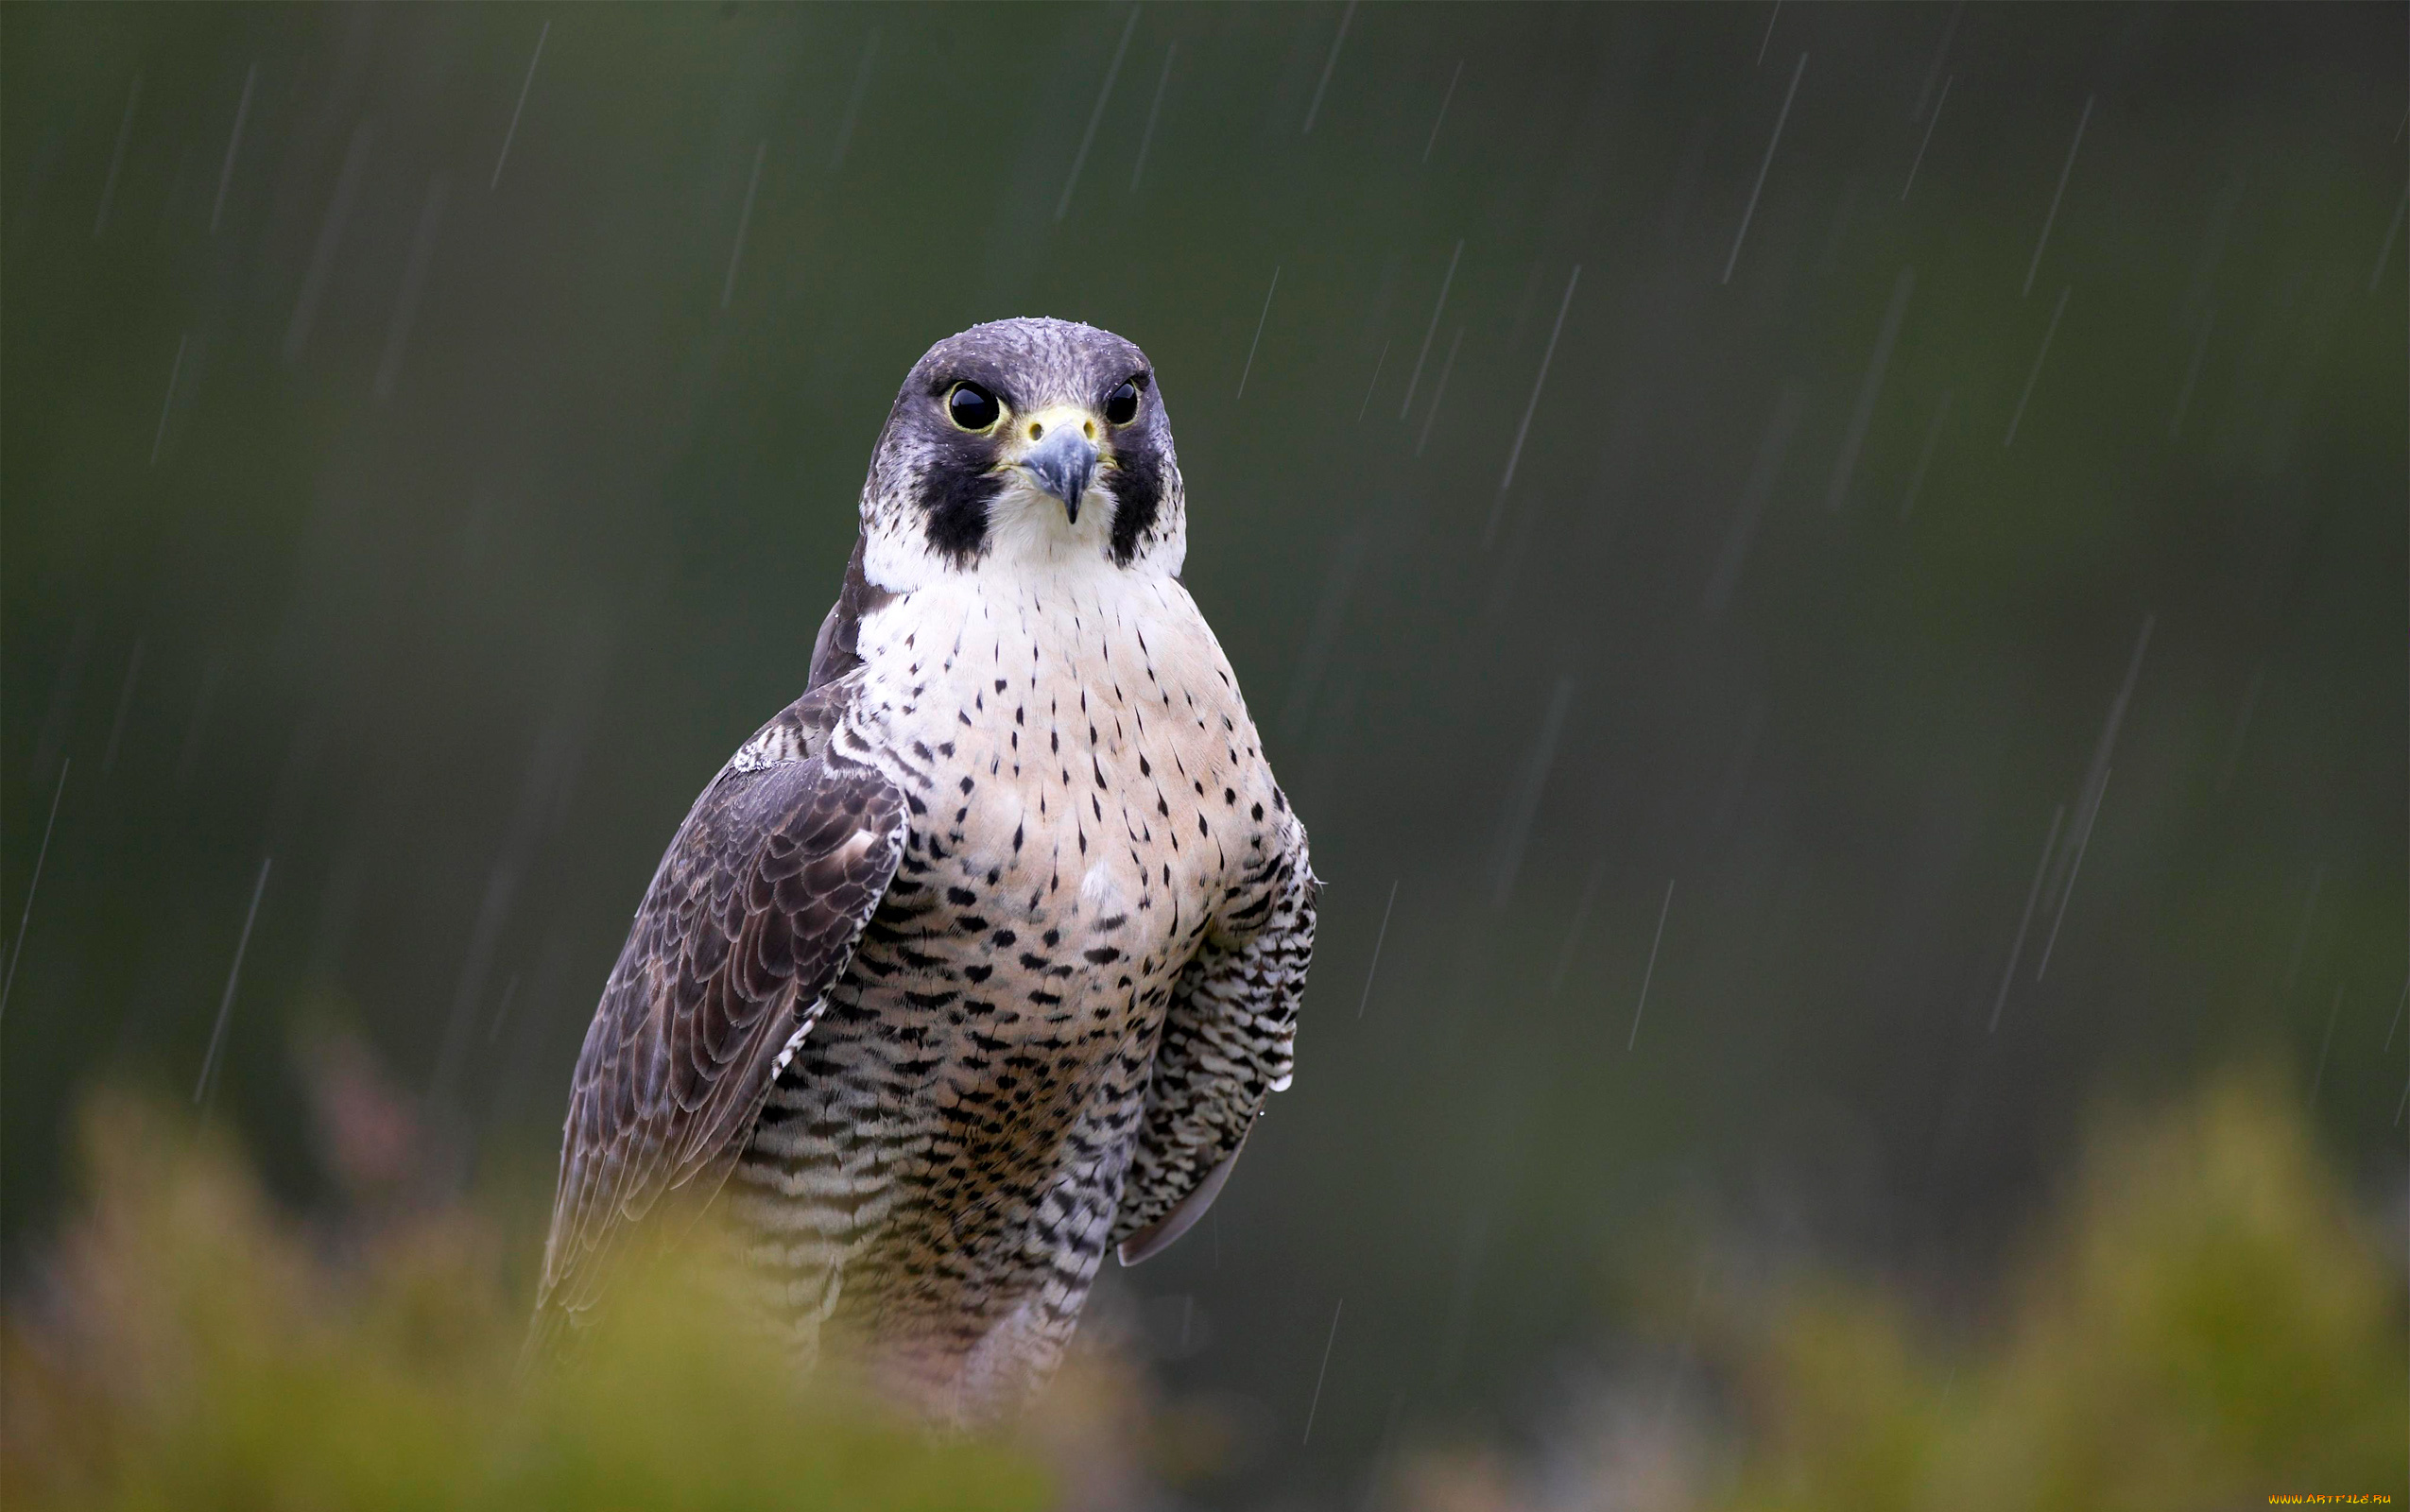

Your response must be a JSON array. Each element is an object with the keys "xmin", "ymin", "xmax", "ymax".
[{"xmin": 4, "ymin": 4, "xmax": 2402, "ymax": 1503}]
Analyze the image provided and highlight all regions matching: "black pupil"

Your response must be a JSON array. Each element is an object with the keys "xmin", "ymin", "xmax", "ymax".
[
  {"xmin": 949, "ymin": 383, "xmax": 1000, "ymax": 430},
  {"xmin": 1105, "ymin": 381, "xmax": 1140, "ymax": 425}
]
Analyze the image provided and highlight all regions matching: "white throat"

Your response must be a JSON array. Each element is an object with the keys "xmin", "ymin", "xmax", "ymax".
[{"xmin": 861, "ymin": 476, "xmax": 1183, "ymax": 595}]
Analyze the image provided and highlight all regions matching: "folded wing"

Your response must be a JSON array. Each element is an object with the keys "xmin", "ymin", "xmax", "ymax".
[
  {"xmin": 1113, "ymin": 830, "xmax": 1316, "ymax": 1265},
  {"xmin": 532, "ymin": 706, "xmax": 905, "ymax": 1334}
]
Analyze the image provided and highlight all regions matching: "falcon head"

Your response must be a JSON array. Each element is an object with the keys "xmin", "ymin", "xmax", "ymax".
[{"xmin": 857, "ymin": 318, "xmax": 1186, "ymax": 592}]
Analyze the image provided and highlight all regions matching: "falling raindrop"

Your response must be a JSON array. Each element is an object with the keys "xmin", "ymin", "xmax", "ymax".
[
  {"xmin": 1901, "ymin": 75, "xmax": 1952, "ymax": 200},
  {"xmin": 1547, "ymin": 860, "xmax": 1607, "ymax": 994},
  {"xmin": 0, "ymin": 759, "xmax": 71, "ymax": 1027},
  {"xmin": 1301, "ymin": 1296, "xmax": 1344, "ymax": 1444},
  {"xmin": 98, "ymin": 639, "xmax": 144, "ymax": 775},
  {"xmin": 150, "ymin": 335, "xmax": 187, "ymax": 465},
  {"xmin": 1898, "ymin": 387, "xmax": 1954, "ymax": 521},
  {"xmin": 1276, "ymin": 530, "xmax": 1364, "ymax": 739},
  {"xmin": 1704, "ymin": 383, "xmax": 1804, "ymax": 615},
  {"xmin": 1421, "ymin": 60, "xmax": 1462, "ymax": 164},
  {"xmin": 211, "ymin": 62, "xmax": 257, "ymax": 233},
  {"xmin": 491, "ymin": 20, "xmax": 550, "ymax": 190},
  {"xmin": 2023, "ymin": 93, "xmax": 2093, "ymax": 298},
  {"xmin": 1354, "ymin": 338, "xmax": 1389, "ymax": 421},
  {"xmin": 488, "ymin": 972, "xmax": 523, "ymax": 1044},
  {"xmin": 722, "ymin": 142, "xmax": 766, "ymax": 311},
  {"xmin": 1235, "ymin": 265, "xmax": 1280, "ymax": 400},
  {"xmin": 1057, "ymin": 5, "xmax": 1140, "ymax": 220},
  {"xmin": 1825, "ymin": 266, "xmax": 1916, "ymax": 511},
  {"xmin": 376, "ymin": 173, "xmax": 449, "ymax": 400},
  {"xmin": 93, "ymin": 72, "xmax": 142, "ymax": 239},
  {"xmin": 1355, "ymin": 879, "xmax": 1398, "ymax": 1019},
  {"xmin": 2034, "ymin": 768, "xmax": 2108, "ymax": 982},
  {"xmin": 2307, "ymin": 983, "xmax": 2340, "ymax": 1108},
  {"xmin": 284, "ymin": 121, "xmax": 375, "ymax": 362},
  {"xmin": 1300, "ymin": 0, "xmax": 1355, "ymax": 135},
  {"xmin": 2368, "ymin": 188, "xmax": 2404, "ymax": 292},
  {"xmin": 1128, "ymin": 40, "xmax": 1177, "ymax": 195},
  {"xmin": 1628, "ymin": 880, "xmax": 1674, "ymax": 1051},
  {"xmin": 1491, "ymin": 678, "xmax": 1576, "ymax": 908},
  {"xmin": 1398, "ymin": 240, "xmax": 1462, "ymax": 421},
  {"xmin": 1416, "ymin": 324, "xmax": 1463, "ymax": 459},
  {"xmin": 2033, "ymin": 614, "xmax": 2154, "ymax": 983},
  {"xmin": 1493, "ymin": 264, "xmax": 1580, "ymax": 507},
  {"xmin": 1910, "ymin": 3, "xmax": 1961, "ymax": 121},
  {"xmin": 2212, "ymin": 658, "xmax": 2264, "ymax": 794},
  {"xmin": 1724, "ymin": 51, "xmax": 1804, "ymax": 284},
  {"xmin": 2003, "ymin": 284, "xmax": 2071, "ymax": 448},
  {"xmin": 829, "ymin": 32, "xmax": 881, "ymax": 171},
  {"xmin": 197, "ymin": 857, "xmax": 273, "ymax": 1111},
  {"xmin": 1992, "ymin": 803, "xmax": 2067, "ymax": 1032}
]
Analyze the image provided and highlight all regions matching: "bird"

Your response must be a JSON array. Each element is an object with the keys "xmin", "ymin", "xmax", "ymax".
[{"xmin": 530, "ymin": 318, "xmax": 1316, "ymax": 1423}]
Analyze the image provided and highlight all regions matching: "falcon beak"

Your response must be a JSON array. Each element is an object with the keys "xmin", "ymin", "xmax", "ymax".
[{"xmin": 1016, "ymin": 418, "xmax": 1099, "ymax": 524}]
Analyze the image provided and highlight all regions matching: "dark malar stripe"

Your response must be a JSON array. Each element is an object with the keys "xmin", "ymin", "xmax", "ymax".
[
  {"xmin": 921, "ymin": 448, "xmax": 1003, "ymax": 565},
  {"xmin": 1107, "ymin": 444, "xmax": 1164, "ymax": 567}
]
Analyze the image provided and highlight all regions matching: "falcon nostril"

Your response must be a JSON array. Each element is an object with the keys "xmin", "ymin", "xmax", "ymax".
[
  {"xmin": 1028, "ymin": 422, "xmax": 1044, "ymax": 440},
  {"xmin": 1082, "ymin": 421, "xmax": 1095, "ymax": 439}
]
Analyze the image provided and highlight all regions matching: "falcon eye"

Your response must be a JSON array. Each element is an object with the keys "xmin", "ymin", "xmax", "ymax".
[
  {"xmin": 946, "ymin": 382, "xmax": 1002, "ymax": 433},
  {"xmin": 1104, "ymin": 380, "xmax": 1141, "ymax": 426}
]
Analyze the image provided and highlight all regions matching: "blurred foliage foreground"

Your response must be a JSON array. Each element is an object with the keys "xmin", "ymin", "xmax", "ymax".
[
  {"xmin": 1404, "ymin": 1072, "xmax": 2405, "ymax": 1512},
  {"xmin": 0, "ymin": 1076, "xmax": 1087, "ymax": 1511},
  {"xmin": 4, "ymin": 1066, "xmax": 2402, "ymax": 1512}
]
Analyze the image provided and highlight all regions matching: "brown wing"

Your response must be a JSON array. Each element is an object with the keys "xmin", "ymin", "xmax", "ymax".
[
  {"xmin": 805, "ymin": 535, "xmax": 894, "ymax": 692},
  {"xmin": 1113, "ymin": 820, "xmax": 1316, "ymax": 1264},
  {"xmin": 532, "ymin": 710, "xmax": 904, "ymax": 1332}
]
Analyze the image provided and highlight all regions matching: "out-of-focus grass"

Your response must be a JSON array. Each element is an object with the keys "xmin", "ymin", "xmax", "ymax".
[
  {"xmin": 1398, "ymin": 1071, "xmax": 2405, "ymax": 1512},
  {"xmin": 1, "ymin": 1091, "xmax": 1057, "ymax": 1512},
  {"xmin": 1719, "ymin": 1073, "xmax": 2402, "ymax": 1511},
  {"xmin": 9, "ymin": 1069, "xmax": 2400, "ymax": 1511}
]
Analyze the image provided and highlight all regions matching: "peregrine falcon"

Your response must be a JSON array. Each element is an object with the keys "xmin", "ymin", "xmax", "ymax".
[{"xmin": 531, "ymin": 318, "xmax": 1317, "ymax": 1421}]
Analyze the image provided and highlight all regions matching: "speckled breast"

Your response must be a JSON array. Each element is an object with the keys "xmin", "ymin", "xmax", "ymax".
[{"xmin": 744, "ymin": 566, "xmax": 1282, "ymax": 1342}]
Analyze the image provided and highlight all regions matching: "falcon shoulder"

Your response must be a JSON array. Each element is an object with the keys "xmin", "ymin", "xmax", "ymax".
[
  {"xmin": 1112, "ymin": 818, "xmax": 1317, "ymax": 1264},
  {"xmin": 805, "ymin": 535, "xmax": 893, "ymax": 693},
  {"xmin": 531, "ymin": 687, "xmax": 905, "ymax": 1333}
]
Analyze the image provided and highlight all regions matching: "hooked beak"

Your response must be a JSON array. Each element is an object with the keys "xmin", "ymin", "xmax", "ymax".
[{"xmin": 1018, "ymin": 424, "xmax": 1099, "ymax": 523}]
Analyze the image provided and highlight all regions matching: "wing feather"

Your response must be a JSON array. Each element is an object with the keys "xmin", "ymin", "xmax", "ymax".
[
  {"xmin": 532, "ymin": 696, "xmax": 904, "ymax": 1332},
  {"xmin": 1112, "ymin": 822, "xmax": 1316, "ymax": 1264}
]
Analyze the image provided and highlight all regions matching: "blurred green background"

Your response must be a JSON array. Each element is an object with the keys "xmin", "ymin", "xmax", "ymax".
[{"xmin": 3, "ymin": 4, "xmax": 2402, "ymax": 1505}]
